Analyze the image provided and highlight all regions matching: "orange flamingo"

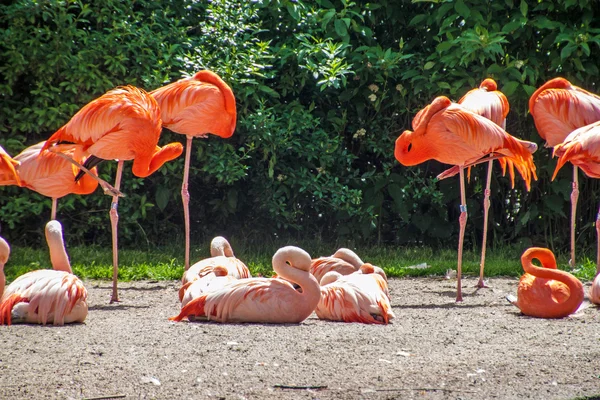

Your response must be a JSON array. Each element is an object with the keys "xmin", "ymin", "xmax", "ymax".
[
  {"xmin": 179, "ymin": 236, "xmax": 251, "ymax": 301},
  {"xmin": 310, "ymin": 248, "xmax": 387, "ymax": 284},
  {"xmin": 0, "ymin": 145, "xmax": 21, "ymax": 186},
  {"xmin": 0, "ymin": 142, "xmax": 98, "ymax": 219},
  {"xmin": 169, "ymin": 246, "xmax": 320, "ymax": 323},
  {"xmin": 316, "ymin": 264, "xmax": 394, "ymax": 324},
  {"xmin": 394, "ymin": 96, "xmax": 537, "ymax": 302},
  {"xmin": 529, "ymin": 77, "xmax": 600, "ymax": 267},
  {"xmin": 507, "ymin": 247, "xmax": 584, "ymax": 318},
  {"xmin": 457, "ymin": 79, "xmax": 510, "ymax": 288},
  {"xmin": 41, "ymin": 85, "xmax": 183, "ymax": 303},
  {"xmin": 150, "ymin": 71, "xmax": 236, "ymax": 271},
  {"xmin": 180, "ymin": 265, "xmax": 236, "ymax": 308},
  {"xmin": 0, "ymin": 220, "xmax": 88, "ymax": 325}
]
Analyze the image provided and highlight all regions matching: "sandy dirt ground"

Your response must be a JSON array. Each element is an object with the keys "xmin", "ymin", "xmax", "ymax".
[{"xmin": 0, "ymin": 276, "xmax": 599, "ymax": 400}]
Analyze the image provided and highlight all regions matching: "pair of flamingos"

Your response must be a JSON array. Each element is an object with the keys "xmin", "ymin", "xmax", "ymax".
[
  {"xmin": 395, "ymin": 77, "xmax": 600, "ymax": 306},
  {"xmin": 0, "ymin": 71, "xmax": 236, "ymax": 303},
  {"xmin": 171, "ymin": 239, "xmax": 394, "ymax": 324}
]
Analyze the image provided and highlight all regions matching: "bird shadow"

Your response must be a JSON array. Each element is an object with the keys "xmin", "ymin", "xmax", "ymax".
[
  {"xmin": 91, "ymin": 284, "xmax": 172, "ymax": 292},
  {"xmin": 88, "ymin": 304, "xmax": 152, "ymax": 312}
]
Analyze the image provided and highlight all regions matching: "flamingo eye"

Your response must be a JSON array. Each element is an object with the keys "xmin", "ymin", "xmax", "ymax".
[{"xmin": 407, "ymin": 143, "xmax": 412, "ymax": 152}]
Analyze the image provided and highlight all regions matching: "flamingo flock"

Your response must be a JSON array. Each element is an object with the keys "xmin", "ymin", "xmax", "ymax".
[{"xmin": 0, "ymin": 73, "xmax": 598, "ymax": 326}]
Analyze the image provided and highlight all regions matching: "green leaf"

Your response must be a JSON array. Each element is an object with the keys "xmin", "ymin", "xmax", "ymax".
[
  {"xmin": 454, "ymin": 0, "xmax": 470, "ymax": 18},
  {"xmin": 423, "ymin": 61, "xmax": 435, "ymax": 70},
  {"xmin": 334, "ymin": 19, "xmax": 348, "ymax": 37},
  {"xmin": 502, "ymin": 81, "xmax": 519, "ymax": 96},
  {"xmin": 155, "ymin": 186, "xmax": 170, "ymax": 212},
  {"xmin": 436, "ymin": 41, "xmax": 453, "ymax": 52},
  {"xmin": 502, "ymin": 19, "xmax": 523, "ymax": 33},
  {"xmin": 519, "ymin": 0, "xmax": 528, "ymax": 16},
  {"xmin": 543, "ymin": 194, "xmax": 566, "ymax": 217}
]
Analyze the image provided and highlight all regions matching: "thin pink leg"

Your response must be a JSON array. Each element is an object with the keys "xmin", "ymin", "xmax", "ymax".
[
  {"xmin": 182, "ymin": 136, "xmax": 193, "ymax": 271},
  {"xmin": 569, "ymin": 166, "xmax": 579, "ymax": 268},
  {"xmin": 110, "ymin": 160, "xmax": 124, "ymax": 303},
  {"xmin": 477, "ymin": 159, "xmax": 493, "ymax": 288},
  {"xmin": 456, "ymin": 167, "xmax": 468, "ymax": 302},
  {"xmin": 51, "ymin": 198, "xmax": 57, "ymax": 221}
]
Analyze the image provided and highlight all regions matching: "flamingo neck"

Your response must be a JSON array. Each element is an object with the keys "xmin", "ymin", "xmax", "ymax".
[
  {"xmin": 210, "ymin": 237, "xmax": 234, "ymax": 257},
  {"xmin": 0, "ymin": 237, "xmax": 10, "ymax": 299},
  {"xmin": 272, "ymin": 247, "xmax": 320, "ymax": 314},
  {"xmin": 333, "ymin": 248, "xmax": 363, "ymax": 269},
  {"xmin": 45, "ymin": 221, "xmax": 72, "ymax": 273}
]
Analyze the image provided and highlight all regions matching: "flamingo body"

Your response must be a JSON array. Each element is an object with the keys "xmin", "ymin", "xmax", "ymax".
[
  {"xmin": 310, "ymin": 248, "xmax": 387, "ymax": 284},
  {"xmin": 180, "ymin": 266, "xmax": 236, "ymax": 307},
  {"xmin": 590, "ymin": 274, "xmax": 600, "ymax": 305},
  {"xmin": 552, "ymin": 121, "xmax": 600, "ymax": 179}
]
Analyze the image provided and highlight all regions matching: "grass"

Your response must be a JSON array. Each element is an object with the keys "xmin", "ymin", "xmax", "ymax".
[{"xmin": 4, "ymin": 242, "xmax": 598, "ymax": 284}]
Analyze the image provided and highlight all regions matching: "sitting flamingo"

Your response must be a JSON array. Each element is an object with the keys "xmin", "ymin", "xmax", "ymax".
[
  {"xmin": 179, "ymin": 236, "xmax": 251, "ymax": 301},
  {"xmin": 170, "ymin": 246, "xmax": 320, "ymax": 323},
  {"xmin": 508, "ymin": 247, "xmax": 584, "ymax": 318},
  {"xmin": 311, "ymin": 248, "xmax": 387, "ymax": 283},
  {"xmin": 0, "ymin": 221, "xmax": 88, "ymax": 325},
  {"xmin": 180, "ymin": 266, "xmax": 235, "ymax": 308},
  {"xmin": 316, "ymin": 264, "xmax": 395, "ymax": 324}
]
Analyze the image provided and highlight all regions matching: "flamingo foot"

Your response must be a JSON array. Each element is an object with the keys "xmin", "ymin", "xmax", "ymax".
[
  {"xmin": 475, "ymin": 278, "xmax": 489, "ymax": 289},
  {"xmin": 110, "ymin": 295, "xmax": 120, "ymax": 303}
]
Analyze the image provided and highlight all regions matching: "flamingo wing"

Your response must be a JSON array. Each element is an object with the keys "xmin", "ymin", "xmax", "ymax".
[
  {"xmin": 310, "ymin": 257, "xmax": 356, "ymax": 283},
  {"xmin": 552, "ymin": 121, "xmax": 600, "ymax": 179}
]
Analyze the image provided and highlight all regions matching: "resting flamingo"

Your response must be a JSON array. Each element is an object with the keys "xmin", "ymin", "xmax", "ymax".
[
  {"xmin": 529, "ymin": 77, "xmax": 600, "ymax": 267},
  {"xmin": 316, "ymin": 264, "xmax": 395, "ymax": 324},
  {"xmin": 0, "ymin": 142, "xmax": 98, "ymax": 220},
  {"xmin": 311, "ymin": 248, "xmax": 387, "ymax": 283},
  {"xmin": 170, "ymin": 246, "xmax": 320, "ymax": 323},
  {"xmin": 179, "ymin": 236, "xmax": 251, "ymax": 301},
  {"xmin": 457, "ymin": 78, "xmax": 510, "ymax": 288},
  {"xmin": 394, "ymin": 96, "xmax": 538, "ymax": 301},
  {"xmin": 507, "ymin": 247, "xmax": 584, "ymax": 318},
  {"xmin": 180, "ymin": 265, "xmax": 236, "ymax": 308},
  {"xmin": 150, "ymin": 71, "xmax": 237, "ymax": 271},
  {"xmin": 41, "ymin": 85, "xmax": 184, "ymax": 302},
  {"xmin": 0, "ymin": 220, "xmax": 88, "ymax": 325}
]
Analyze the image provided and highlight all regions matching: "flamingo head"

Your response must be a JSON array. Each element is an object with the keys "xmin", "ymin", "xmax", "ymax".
[{"xmin": 479, "ymin": 78, "xmax": 498, "ymax": 92}]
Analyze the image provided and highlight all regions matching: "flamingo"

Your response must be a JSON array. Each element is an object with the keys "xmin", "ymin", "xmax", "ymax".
[
  {"xmin": 179, "ymin": 236, "xmax": 251, "ymax": 301},
  {"xmin": 0, "ymin": 142, "xmax": 98, "ymax": 220},
  {"xmin": 507, "ymin": 247, "xmax": 584, "ymax": 318},
  {"xmin": 150, "ymin": 71, "xmax": 237, "ymax": 271},
  {"xmin": 180, "ymin": 265, "xmax": 236, "ymax": 308},
  {"xmin": 169, "ymin": 246, "xmax": 320, "ymax": 323},
  {"xmin": 0, "ymin": 220, "xmax": 88, "ymax": 325},
  {"xmin": 310, "ymin": 248, "xmax": 387, "ymax": 283},
  {"xmin": 41, "ymin": 85, "xmax": 184, "ymax": 303},
  {"xmin": 394, "ymin": 96, "xmax": 538, "ymax": 302},
  {"xmin": 0, "ymin": 145, "xmax": 21, "ymax": 186},
  {"xmin": 316, "ymin": 264, "xmax": 395, "ymax": 324},
  {"xmin": 529, "ymin": 77, "xmax": 600, "ymax": 267},
  {"xmin": 457, "ymin": 79, "xmax": 510, "ymax": 288}
]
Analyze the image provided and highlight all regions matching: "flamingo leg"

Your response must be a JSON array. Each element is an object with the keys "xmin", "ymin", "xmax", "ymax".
[
  {"xmin": 569, "ymin": 166, "xmax": 579, "ymax": 268},
  {"xmin": 182, "ymin": 136, "xmax": 193, "ymax": 271},
  {"xmin": 477, "ymin": 159, "xmax": 493, "ymax": 288},
  {"xmin": 456, "ymin": 167, "xmax": 467, "ymax": 302},
  {"xmin": 110, "ymin": 160, "xmax": 124, "ymax": 303},
  {"xmin": 51, "ymin": 198, "xmax": 57, "ymax": 221}
]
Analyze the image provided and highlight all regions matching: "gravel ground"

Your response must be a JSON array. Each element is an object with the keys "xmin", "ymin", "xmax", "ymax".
[{"xmin": 0, "ymin": 276, "xmax": 598, "ymax": 400}]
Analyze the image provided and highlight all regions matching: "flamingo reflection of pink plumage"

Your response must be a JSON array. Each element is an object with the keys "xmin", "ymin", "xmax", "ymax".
[
  {"xmin": 316, "ymin": 264, "xmax": 395, "ymax": 324},
  {"xmin": 179, "ymin": 236, "xmax": 251, "ymax": 301},
  {"xmin": 0, "ymin": 221, "xmax": 88, "ymax": 325},
  {"xmin": 180, "ymin": 265, "xmax": 235, "ymax": 308},
  {"xmin": 311, "ymin": 248, "xmax": 387, "ymax": 284},
  {"xmin": 170, "ymin": 246, "xmax": 320, "ymax": 323}
]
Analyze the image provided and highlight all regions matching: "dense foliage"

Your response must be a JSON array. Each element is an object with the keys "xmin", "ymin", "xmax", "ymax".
[{"xmin": 2, "ymin": 0, "xmax": 600, "ymax": 256}]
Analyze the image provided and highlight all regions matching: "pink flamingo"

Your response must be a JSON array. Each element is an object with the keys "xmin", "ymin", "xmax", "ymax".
[
  {"xmin": 0, "ymin": 220, "xmax": 88, "ymax": 325},
  {"xmin": 180, "ymin": 265, "xmax": 236, "ymax": 308},
  {"xmin": 169, "ymin": 246, "xmax": 320, "ymax": 323},
  {"xmin": 310, "ymin": 248, "xmax": 387, "ymax": 283},
  {"xmin": 150, "ymin": 71, "xmax": 237, "ymax": 271},
  {"xmin": 0, "ymin": 145, "xmax": 21, "ymax": 185}
]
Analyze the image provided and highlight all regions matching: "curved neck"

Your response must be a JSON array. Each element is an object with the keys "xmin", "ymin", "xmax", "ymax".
[
  {"xmin": 332, "ymin": 248, "xmax": 363, "ymax": 269},
  {"xmin": 521, "ymin": 247, "xmax": 584, "ymax": 314},
  {"xmin": 210, "ymin": 237, "xmax": 234, "ymax": 257},
  {"xmin": 273, "ymin": 247, "xmax": 320, "ymax": 308},
  {"xmin": 45, "ymin": 221, "xmax": 72, "ymax": 273}
]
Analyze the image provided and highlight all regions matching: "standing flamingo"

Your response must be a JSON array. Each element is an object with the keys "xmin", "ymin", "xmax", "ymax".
[
  {"xmin": 457, "ymin": 79, "xmax": 510, "ymax": 288},
  {"xmin": 150, "ymin": 71, "xmax": 237, "ymax": 271},
  {"xmin": 507, "ymin": 247, "xmax": 584, "ymax": 318},
  {"xmin": 41, "ymin": 85, "xmax": 184, "ymax": 302},
  {"xmin": 0, "ymin": 142, "xmax": 99, "ymax": 220},
  {"xmin": 169, "ymin": 246, "xmax": 320, "ymax": 323},
  {"xmin": 529, "ymin": 77, "xmax": 600, "ymax": 267},
  {"xmin": 316, "ymin": 264, "xmax": 394, "ymax": 324},
  {"xmin": 310, "ymin": 248, "xmax": 387, "ymax": 283},
  {"xmin": 394, "ymin": 96, "xmax": 537, "ymax": 302},
  {"xmin": 0, "ymin": 220, "xmax": 88, "ymax": 325}
]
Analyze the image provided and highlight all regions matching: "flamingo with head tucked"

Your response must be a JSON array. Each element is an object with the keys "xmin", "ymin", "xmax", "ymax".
[
  {"xmin": 395, "ymin": 96, "xmax": 537, "ymax": 302},
  {"xmin": 508, "ymin": 247, "xmax": 584, "ymax": 318},
  {"xmin": 41, "ymin": 85, "xmax": 183, "ymax": 303},
  {"xmin": 529, "ymin": 77, "xmax": 600, "ymax": 268},
  {"xmin": 180, "ymin": 265, "xmax": 236, "ymax": 308},
  {"xmin": 0, "ymin": 220, "xmax": 88, "ymax": 325},
  {"xmin": 310, "ymin": 248, "xmax": 387, "ymax": 284},
  {"xmin": 169, "ymin": 246, "xmax": 320, "ymax": 323},
  {"xmin": 150, "ymin": 71, "xmax": 237, "ymax": 271}
]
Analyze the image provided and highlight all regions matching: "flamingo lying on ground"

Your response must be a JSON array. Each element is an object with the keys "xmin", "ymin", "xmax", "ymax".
[
  {"xmin": 0, "ymin": 220, "xmax": 88, "ymax": 325},
  {"xmin": 457, "ymin": 79, "xmax": 510, "ymax": 288},
  {"xmin": 394, "ymin": 96, "xmax": 537, "ymax": 302},
  {"xmin": 529, "ymin": 77, "xmax": 600, "ymax": 267},
  {"xmin": 170, "ymin": 246, "xmax": 320, "ymax": 323},
  {"xmin": 180, "ymin": 265, "xmax": 236, "ymax": 308},
  {"xmin": 507, "ymin": 247, "xmax": 584, "ymax": 318},
  {"xmin": 41, "ymin": 86, "xmax": 183, "ymax": 302},
  {"xmin": 0, "ymin": 142, "xmax": 98, "ymax": 220},
  {"xmin": 316, "ymin": 264, "xmax": 395, "ymax": 324},
  {"xmin": 311, "ymin": 248, "xmax": 387, "ymax": 283},
  {"xmin": 179, "ymin": 236, "xmax": 251, "ymax": 301},
  {"xmin": 150, "ymin": 71, "xmax": 237, "ymax": 271}
]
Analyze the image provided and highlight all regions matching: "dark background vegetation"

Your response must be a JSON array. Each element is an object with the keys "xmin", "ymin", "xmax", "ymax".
[{"xmin": 2, "ymin": 0, "xmax": 600, "ymax": 256}]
